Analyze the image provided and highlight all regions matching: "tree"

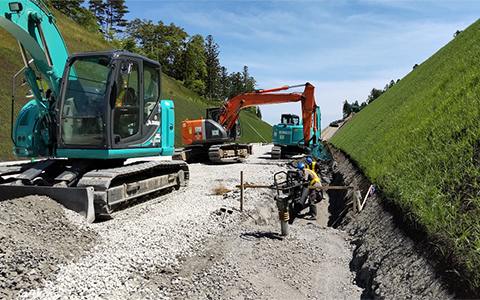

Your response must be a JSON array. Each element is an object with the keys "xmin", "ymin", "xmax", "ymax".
[
  {"xmin": 384, "ymin": 79, "xmax": 396, "ymax": 91},
  {"xmin": 45, "ymin": 0, "xmax": 84, "ymax": 18},
  {"xmin": 342, "ymin": 100, "xmax": 351, "ymax": 118},
  {"xmin": 161, "ymin": 23, "xmax": 190, "ymax": 78},
  {"xmin": 205, "ymin": 35, "xmax": 220, "ymax": 101},
  {"xmin": 227, "ymin": 71, "xmax": 245, "ymax": 99},
  {"xmin": 217, "ymin": 66, "xmax": 230, "ymax": 101},
  {"xmin": 126, "ymin": 18, "xmax": 158, "ymax": 57},
  {"xmin": 118, "ymin": 35, "xmax": 139, "ymax": 53},
  {"xmin": 88, "ymin": 0, "xmax": 129, "ymax": 40},
  {"xmin": 181, "ymin": 34, "xmax": 207, "ymax": 95},
  {"xmin": 367, "ymin": 88, "xmax": 384, "ymax": 104},
  {"xmin": 242, "ymin": 66, "xmax": 256, "ymax": 92},
  {"xmin": 44, "ymin": 1, "xmax": 99, "ymax": 34},
  {"xmin": 72, "ymin": 7, "xmax": 101, "ymax": 34},
  {"xmin": 126, "ymin": 19, "xmax": 188, "ymax": 78},
  {"xmin": 256, "ymin": 107, "xmax": 262, "ymax": 119},
  {"xmin": 104, "ymin": 0, "xmax": 129, "ymax": 40},
  {"xmin": 88, "ymin": 0, "xmax": 106, "ymax": 34}
]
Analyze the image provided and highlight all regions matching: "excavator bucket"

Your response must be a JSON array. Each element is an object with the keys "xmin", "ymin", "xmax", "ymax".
[
  {"xmin": 309, "ymin": 142, "xmax": 333, "ymax": 161},
  {"xmin": 0, "ymin": 185, "xmax": 95, "ymax": 223}
]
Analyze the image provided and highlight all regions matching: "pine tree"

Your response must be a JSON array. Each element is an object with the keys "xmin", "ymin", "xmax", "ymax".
[
  {"xmin": 88, "ymin": 0, "xmax": 106, "ymax": 34},
  {"xmin": 88, "ymin": 0, "xmax": 129, "ymax": 40},
  {"xmin": 205, "ymin": 35, "xmax": 220, "ymax": 101},
  {"xmin": 104, "ymin": 0, "xmax": 129, "ymax": 38}
]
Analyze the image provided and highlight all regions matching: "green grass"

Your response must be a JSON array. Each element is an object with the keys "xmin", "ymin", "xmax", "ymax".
[
  {"xmin": 330, "ymin": 18, "xmax": 480, "ymax": 292},
  {"xmin": 0, "ymin": 8, "xmax": 272, "ymax": 160}
]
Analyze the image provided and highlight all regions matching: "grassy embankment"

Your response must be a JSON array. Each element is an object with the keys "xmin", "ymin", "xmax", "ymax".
[
  {"xmin": 330, "ymin": 19, "xmax": 480, "ymax": 292},
  {"xmin": 0, "ymin": 9, "xmax": 272, "ymax": 161}
]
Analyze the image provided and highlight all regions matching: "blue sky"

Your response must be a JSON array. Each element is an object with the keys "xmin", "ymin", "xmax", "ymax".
[{"xmin": 124, "ymin": 0, "xmax": 479, "ymax": 128}]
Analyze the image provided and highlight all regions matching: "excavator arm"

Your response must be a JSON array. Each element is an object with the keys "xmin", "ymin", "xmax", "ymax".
[
  {"xmin": 1, "ymin": 0, "xmax": 69, "ymax": 156},
  {"xmin": 0, "ymin": 0, "xmax": 68, "ymax": 109},
  {"xmin": 219, "ymin": 82, "xmax": 318, "ymax": 146}
]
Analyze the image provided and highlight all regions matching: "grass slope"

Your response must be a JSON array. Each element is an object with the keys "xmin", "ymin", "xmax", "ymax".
[
  {"xmin": 0, "ymin": 9, "xmax": 272, "ymax": 161},
  {"xmin": 330, "ymin": 18, "xmax": 480, "ymax": 292}
]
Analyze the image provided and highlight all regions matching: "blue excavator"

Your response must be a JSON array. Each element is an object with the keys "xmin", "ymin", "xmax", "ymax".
[
  {"xmin": 270, "ymin": 84, "xmax": 331, "ymax": 160},
  {"xmin": 0, "ymin": 0, "xmax": 189, "ymax": 222}
]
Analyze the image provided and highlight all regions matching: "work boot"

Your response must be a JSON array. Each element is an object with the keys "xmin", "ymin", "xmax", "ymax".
[
  {"xmin": 305, "ymin": 205, "xmax": 317, "ymax": 220},
  {"xmin": 309, "ymin": 205, "xmax": 317, "ymax": 217}
]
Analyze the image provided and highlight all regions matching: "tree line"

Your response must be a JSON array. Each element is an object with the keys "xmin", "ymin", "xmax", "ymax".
[
  {"xmin": 342, "ymin": 79, "xmax": 399, "ymax": 118},
  {"xmin": 43, "ymin": 0, "xmax": 257, "ymax": 103}
]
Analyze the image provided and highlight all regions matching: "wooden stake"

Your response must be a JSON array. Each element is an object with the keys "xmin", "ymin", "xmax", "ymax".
[
  {"xmin": 353, "ymin": 178, "xmax": 358, "ymax": 214},
  {"xmin": 240, "ymin": 171, "xmax": 244, "ymax": 212}
]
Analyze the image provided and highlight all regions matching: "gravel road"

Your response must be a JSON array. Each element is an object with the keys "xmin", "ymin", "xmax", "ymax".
[{"xmin": 0, "ymin": 144, "xmax": 365, "ymax": 299}]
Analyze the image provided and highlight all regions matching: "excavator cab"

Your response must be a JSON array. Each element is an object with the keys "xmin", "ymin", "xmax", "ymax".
[
  {"xmin": 54, "ymin": 50, "xmax": 174, "ymax": 159},
  {"xmin": 280, "ymin": 114, "xmax": 300, "ymax": 126},
  {"xmin": 206, "ymin": 107, "xmax": 242, "ymax": 141}
]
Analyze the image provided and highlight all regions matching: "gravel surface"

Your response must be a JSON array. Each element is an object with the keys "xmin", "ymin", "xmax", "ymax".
[{"xmin": 1, "ymin": 144, "xmax": 364, "ymax": 299}]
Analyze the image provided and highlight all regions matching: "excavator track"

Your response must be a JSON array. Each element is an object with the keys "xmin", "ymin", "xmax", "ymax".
[
  {"xmin": 271, "ymin": 146, "xmax": 282, "ymax": 159},
  {"xmin": 78, "ymin": 160, "xmax": 189, "ymax": 219},
  {"xmin": 172, "ymin": 146, "xmax": 210, "ymax": 163},
  {"xmin": 0, "ymin": 159, "xmax": 189, "ymax": 222},
  {"xmin": 208, "ymin": 143, "xmax": 253, "ymax": 163}
]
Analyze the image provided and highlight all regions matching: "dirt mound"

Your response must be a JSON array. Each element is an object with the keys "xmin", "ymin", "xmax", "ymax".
[{"xmin": 0, "ymin": 196, "xmax": 98, "ymax": 299}]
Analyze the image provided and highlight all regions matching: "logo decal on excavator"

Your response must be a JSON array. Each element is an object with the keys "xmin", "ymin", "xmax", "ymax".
[{"xmin": 146, "ymin": 120, "xmax": 160, "ymax": 126}]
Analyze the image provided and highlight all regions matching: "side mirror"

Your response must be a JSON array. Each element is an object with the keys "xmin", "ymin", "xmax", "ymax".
[{"xmin": 120, "ymin": 61, "xmax": 132, "ymax": 75}]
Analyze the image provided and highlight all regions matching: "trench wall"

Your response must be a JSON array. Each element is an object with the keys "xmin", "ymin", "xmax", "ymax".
[{"xmin": 329, "ymin": 149, "xmax": 453, "ymax": 299}]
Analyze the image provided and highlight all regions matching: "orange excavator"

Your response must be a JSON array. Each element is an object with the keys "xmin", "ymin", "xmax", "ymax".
[{"xmin": 173, "ymin": 82, "xmax": 325, "ymax": 163}]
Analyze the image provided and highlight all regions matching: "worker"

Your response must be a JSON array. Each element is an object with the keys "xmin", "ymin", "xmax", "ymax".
[
  {"xmin": 297, "ymin": 162, "xmax": 321, "ymax": 220},
  {"xmin": 116, "ymin": 87, "xmax": 136, "ymax": 107},
  {"xmin": 306, "ymin": 157, "xmax": 321, "ymax": 174},
  {"xmin": 305, "ymin": 157, "xmax": 324, "ymax": 201}
]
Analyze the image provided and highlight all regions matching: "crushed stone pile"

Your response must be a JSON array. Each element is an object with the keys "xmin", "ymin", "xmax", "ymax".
[{"xmin": 0, "ymin": 196, "xmax": 98, "ymax": 299}]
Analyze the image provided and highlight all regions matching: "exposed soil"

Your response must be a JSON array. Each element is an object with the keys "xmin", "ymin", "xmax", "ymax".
[
  {"xmin": 330, "ymin": 149, "xmax": 455, "ymax": 299},
  {"xmin": 0, "ymin": 144, "xmax": 458, "ymax": 299}
]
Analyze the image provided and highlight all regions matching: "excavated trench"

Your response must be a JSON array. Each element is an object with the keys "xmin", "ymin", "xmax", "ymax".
[{"xmin": 327, "ymin": 148, "xmax": 459, "ymax": 299}]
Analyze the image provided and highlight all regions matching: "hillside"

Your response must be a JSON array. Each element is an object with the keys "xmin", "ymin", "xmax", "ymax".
[
  {"xmin": 330, "ymin": 18, "xmax": 480, "ymax": 294},
  {"xmin": 0, "ymin": 9, "xmax": 272, "ymax": 161}
]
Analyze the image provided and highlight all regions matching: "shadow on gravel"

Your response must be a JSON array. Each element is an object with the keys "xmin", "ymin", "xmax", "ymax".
[{"xmin": 240, "ymin": 231, "xmax": 284, "ymax": 241}]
